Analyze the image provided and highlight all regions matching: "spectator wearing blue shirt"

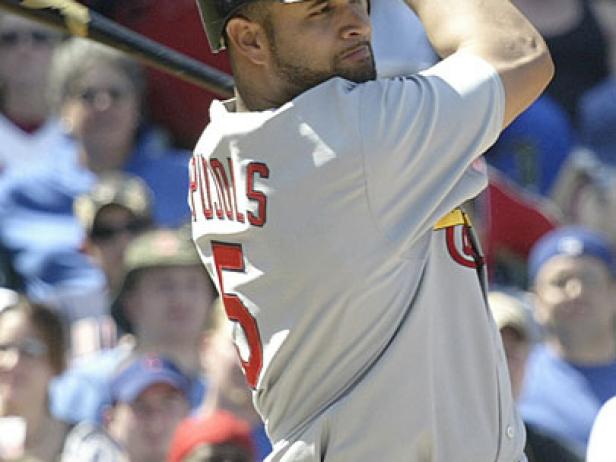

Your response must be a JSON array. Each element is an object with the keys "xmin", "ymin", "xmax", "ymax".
[
  {"xmin": 519, "ymin": 226, "xmax": 616, "ymax": 455},
  {"xmin": 0, "ymin": 38, "xmax": 193, "ymax": 318},
  {"xmin": 49, "ymin": 37, "xmax": 191, "ymax": 229}
]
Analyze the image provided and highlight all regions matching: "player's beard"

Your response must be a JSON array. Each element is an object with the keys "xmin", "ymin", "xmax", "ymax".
[{"xmin": 265, "ymin": 21, "xmax": 376, "ymax": 101}]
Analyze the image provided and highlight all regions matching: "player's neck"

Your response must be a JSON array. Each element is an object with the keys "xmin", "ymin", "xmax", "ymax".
[
  {"xmin": 236, "ymin": 88, "xmax": 285, "ymax": 112},
  {"xmin": 234, "ymin": 65, "xmax": 293, "ymax": 111},
  {"xmin": 234, "ymin": 91, "xmax": 250, "ymax": 112}
]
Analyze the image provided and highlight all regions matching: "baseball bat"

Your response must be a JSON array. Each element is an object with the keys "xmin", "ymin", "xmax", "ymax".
[{"xmin": 0, "ymin": 0, "xmax": 234, "ymax": 98}]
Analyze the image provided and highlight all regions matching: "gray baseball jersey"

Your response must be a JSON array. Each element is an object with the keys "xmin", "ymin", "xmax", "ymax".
[{"xmin": 190, "ymin": 52, "xmax": 525, "ymax": 461}]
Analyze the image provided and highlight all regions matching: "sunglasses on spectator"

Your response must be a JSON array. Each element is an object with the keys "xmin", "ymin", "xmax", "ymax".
[
  {"xmin": 0, "ymin": 30, "xmax": 57, "ymax": 48},
  {"xmin": 91, "ymin": 220, "xmax": 149, "ymax": 241},
  {"xmin": 75, "ymin": 86, "xmax": 132, "ymax": 105},
  {"xmin": 0, "ymin": 337, "xmax": 48, "ymax": 360}
]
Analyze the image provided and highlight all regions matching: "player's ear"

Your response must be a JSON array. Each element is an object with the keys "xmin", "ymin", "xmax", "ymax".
[{"xmin": 225, "ymin": 17, "xmax": 270, "ymax": 65}]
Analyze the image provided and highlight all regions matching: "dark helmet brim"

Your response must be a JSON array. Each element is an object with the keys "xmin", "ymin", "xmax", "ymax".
[{"xmin": 196, "ymin": 0, "xmax": 231, "ymax": 53}]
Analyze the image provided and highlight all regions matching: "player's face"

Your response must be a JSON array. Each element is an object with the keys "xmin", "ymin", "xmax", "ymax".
[
  {"xmin": 534, "ymin": 255, "xmax": 616, "ymax": 340},
  {"xmin": 263, "ymin": 0, "xmax": 375, "ymax": 99}
]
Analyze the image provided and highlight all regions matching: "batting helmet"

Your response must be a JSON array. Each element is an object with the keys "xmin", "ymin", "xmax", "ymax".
[{"xmin": 196, "ymin": 0, "xmax": 303, "ymax": 53}]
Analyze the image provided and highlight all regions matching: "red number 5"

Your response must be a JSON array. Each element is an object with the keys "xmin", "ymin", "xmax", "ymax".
[{"xmin": 211, "ymin": 242, "xmax": 263, "ymax": 388}]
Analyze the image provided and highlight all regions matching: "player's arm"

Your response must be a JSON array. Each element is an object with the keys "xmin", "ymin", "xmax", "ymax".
[{"xmin": 404, "ymin": 0, "xmax": 554, "ymax": 129}]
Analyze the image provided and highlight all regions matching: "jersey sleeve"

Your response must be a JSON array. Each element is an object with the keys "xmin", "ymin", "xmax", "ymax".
[{"xmin": 359, "ymin": 51, "xmax": 505, "ymax": 249}]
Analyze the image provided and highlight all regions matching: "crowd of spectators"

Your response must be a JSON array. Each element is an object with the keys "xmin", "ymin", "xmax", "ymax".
[{"xmin": 1, "ymin": 0, "xmax": 616, "ymax": 460}]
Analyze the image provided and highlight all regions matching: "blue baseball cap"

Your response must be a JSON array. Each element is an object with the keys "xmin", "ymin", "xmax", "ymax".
[
  {"xmin": 528, "ymin": 226, "xmax": 616, "ymax": 282},
  {"xmin": 110, "ymin": 355, "xmax": 192, "ymax": 404}
]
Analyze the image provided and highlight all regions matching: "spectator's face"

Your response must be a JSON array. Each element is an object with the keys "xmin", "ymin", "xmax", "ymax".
[
  {"xmin": 90, "ymin": 205, "xmax": 148, "ymax": 292},
  {"xmin": 125, "ymin": 266, "xmax": 215, "ymax": 344},
  {"xmin": 107, "ymin": 383, "xmax": 189, "ymax": 462},
  {"xmin": 534, "ymin": 255, "xmax": 616, "ymax": 340},
  {"xmin": 499, "ymin": 326, "xmax": 529, "ymax": 400},
  {"xmin": 0, "ymin": 311, "xmax": 54, "ymax": 414},
  {"xmin": 62, "ymin": 63, "xmax": 139, "ymax": 152},
  {"xmin": 0, "ymin": 15, "xmax": 58, "ymax": 90}
]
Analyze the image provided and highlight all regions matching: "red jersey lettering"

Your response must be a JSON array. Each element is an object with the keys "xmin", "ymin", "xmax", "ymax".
[{"xmin": 247, "ymin": 162, "xmax": 269, "ymax": 227}]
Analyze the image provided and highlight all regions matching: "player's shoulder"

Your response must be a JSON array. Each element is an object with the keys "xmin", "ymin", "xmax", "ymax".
[
  {"xmin": 289, "ymin": 77, "xmax": 397, "ymax": 128},
  {"xmin": 195, "ymin": 76, "xmax": 417, "ymax": 153},
  {"xmin": 295, "ymin": 75, "xmax": 414, "ymax": 105},
  {"xmin": 201, "ymin": 99, "xmax": 281, "ymax": 139}
]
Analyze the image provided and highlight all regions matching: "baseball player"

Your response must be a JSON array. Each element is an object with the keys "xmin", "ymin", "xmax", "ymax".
[{"xmin": 189, "ymin": 0, "xmax": 554, "ymax": 460}]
